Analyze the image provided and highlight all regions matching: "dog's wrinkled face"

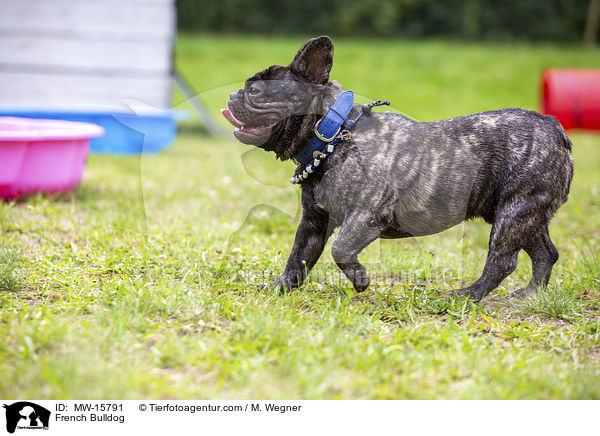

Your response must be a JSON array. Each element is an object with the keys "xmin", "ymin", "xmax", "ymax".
[{"xmin": 222, "ymin": 36, "xmax": 334, "ymax": 154}]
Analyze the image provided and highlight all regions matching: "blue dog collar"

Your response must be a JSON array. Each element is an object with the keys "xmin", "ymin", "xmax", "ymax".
[{"xmin": 292, "ymin": 90, "xmax": 355, "ymax": 167}]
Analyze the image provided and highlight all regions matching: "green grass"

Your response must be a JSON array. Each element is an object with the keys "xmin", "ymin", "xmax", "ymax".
[
  {"xmin": 1, "ymin": 35, "xmax": 600, "ymax": 399},
  {"xmin": 0, "ymin": 247, "xmax": 25, "ymax": 293}
]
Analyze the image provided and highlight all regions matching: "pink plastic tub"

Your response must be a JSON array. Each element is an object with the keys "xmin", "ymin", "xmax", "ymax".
[{"xmin": 0, "ymin": 117, "xmax": 104, "ymax": 200}]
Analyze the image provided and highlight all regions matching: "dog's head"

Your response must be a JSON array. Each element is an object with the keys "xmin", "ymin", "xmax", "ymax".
[{"xmin": 222, "ymin": 36, "xmax": 342, "ymax": 159}]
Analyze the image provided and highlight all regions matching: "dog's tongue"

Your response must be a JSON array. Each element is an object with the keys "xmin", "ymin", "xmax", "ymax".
[{"xmin": 221, "ymin": 108, "xmax": 245, "ymax": 128}]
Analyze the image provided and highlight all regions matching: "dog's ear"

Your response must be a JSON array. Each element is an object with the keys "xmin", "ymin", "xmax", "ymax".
[{"xmin": 290, "ymin": 36, "xmax": 333, "ymax": 84}]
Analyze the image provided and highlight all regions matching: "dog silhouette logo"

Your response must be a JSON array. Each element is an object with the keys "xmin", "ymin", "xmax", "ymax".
[{"xmin": 2, "ymin": 402, "xmax": 50, "ymax": 433}]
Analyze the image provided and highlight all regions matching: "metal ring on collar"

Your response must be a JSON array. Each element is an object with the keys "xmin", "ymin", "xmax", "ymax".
[{"xmin": 314, "ymin": 118, "xmax": 341, "ymax": 143}]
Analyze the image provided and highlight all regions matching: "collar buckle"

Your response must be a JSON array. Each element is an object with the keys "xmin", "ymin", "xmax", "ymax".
[{"xmin": 313, "ymin": 118, "xmax": 341, "ymax": 143}]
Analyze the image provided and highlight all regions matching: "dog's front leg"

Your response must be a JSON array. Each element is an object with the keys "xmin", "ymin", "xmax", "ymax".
[
  {"xmin": 331, "ymin": 215, "xmax": 381, "ymax": 292},
  {"xmin": 275, "ymin": 209, "xmax": 332, "ymax": 292}
]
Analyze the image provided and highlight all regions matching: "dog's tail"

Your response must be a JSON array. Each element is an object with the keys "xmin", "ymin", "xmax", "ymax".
[
  {"xmin": 559, "ymin": 125, "xmax": 573, "ymax": 151},
  {"xmin": 550, "ymin": 117, "xmax": 574, "ymax": 202},
  {"xmin": 546, "ymin": 114, "xmax": 573, "ymax": 151}
]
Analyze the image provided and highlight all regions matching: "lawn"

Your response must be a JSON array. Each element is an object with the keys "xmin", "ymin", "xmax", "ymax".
[{"xmin": 1, "ymin": 35, "xmax": 599, "ymax": 399}]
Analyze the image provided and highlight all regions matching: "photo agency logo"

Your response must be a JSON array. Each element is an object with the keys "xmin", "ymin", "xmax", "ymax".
[{"xmin": 3, "ymin": 402, "xmax": 50, "ymax": 434}]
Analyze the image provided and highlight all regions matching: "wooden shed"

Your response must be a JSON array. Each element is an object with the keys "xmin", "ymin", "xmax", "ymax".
[
  {"xmin": 0, "ymin": 0, "xmax": 175, "ymax": 110},
  {"xmin": 0, "ymin": 0, "xmax": 179, "ymax": 153}
]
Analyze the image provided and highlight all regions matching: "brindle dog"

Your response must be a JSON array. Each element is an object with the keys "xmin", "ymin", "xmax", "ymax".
[{"xmin": 222, "ymin": 36, "xmax": 573, "ymax": 301}]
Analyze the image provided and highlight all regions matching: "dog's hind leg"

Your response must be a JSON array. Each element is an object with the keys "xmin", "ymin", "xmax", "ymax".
[
  {"xmin": 454, "ymin": 197, "xmax": 546, "ymax": 301},
  {"xmin": 454, "ymin": 233, "xmax": 520, "ymax": 301},
  {"xmin": 331, "ymin": 215, "xmax": 381, "ymax": 292},
  {"xmin": 514, "ymin": 224, "xmax": 558, "ymax": 298},
  {"xmin": 455, "ymin": 192, "xmax": 563, "ymax": 301}
]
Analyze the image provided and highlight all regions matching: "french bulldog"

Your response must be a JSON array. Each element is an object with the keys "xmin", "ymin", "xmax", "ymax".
[{"xmin": 222, "ymin": 36, "xmax": 573, "ymax": 301}]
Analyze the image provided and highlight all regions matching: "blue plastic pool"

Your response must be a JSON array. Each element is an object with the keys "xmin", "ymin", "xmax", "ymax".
[{"xmin": 0, "ymin": 109, "xmax": 181, "ymax": 154}]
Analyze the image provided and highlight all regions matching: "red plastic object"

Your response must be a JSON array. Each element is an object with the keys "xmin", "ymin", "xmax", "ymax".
[{"xmin": 541, "ymin": 68, "xmax": 600, "ymax": 130}]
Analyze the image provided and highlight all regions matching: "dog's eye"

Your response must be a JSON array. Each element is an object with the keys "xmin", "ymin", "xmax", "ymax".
[{"xmin": 249, "ymin": 85, "xmax": 260, "ymax": 96}]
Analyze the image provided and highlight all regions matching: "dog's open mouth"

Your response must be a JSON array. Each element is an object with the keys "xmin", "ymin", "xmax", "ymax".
[{"xmin": 221, "ymin": 108, "xmax": 275, "ymax": 145}]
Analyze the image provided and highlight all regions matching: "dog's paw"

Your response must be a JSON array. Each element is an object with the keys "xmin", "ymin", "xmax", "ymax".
[
  {"xmin": 451, "ymin": 285, "xmax": 486, "ymax": 302},
  {"xmin": 450, "ymin": 288, "xmax": 473, "ymax": 300},
  {"xmin": 258, "ymin": 278, "xmax": 298, "ymax": 294},
  {"xmin": 352, "ymin": 273, "xmax": 370, "ymax": 293}
]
